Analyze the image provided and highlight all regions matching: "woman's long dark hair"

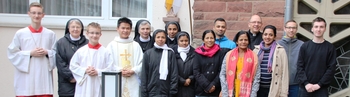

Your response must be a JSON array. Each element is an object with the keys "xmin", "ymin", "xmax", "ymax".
[
  {"xmin": 262, "ymin": 25, "xmax": 277, "ymax": 37},
  {"xmin": 233, "ymin": 30, "xmax": 251, "ymax": 46},
  {"xmin": 202, "ymin": 30, "xmax": 216, "ymax": 41}
]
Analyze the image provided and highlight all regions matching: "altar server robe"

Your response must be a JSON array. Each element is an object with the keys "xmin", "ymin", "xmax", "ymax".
[
  {"xmin": 70, "ymin": 45, "xmax": 114, "ymax": 97},
  {"xmin": 7, "ymin": 27, "xmax": 56, "ymax": 96}
]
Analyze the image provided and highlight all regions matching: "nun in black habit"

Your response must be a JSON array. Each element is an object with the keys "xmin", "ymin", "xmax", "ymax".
[
  {"xmin": 165, "ymin": 21, "xmax": 182, "ymax": 48},
  {"xmin": 134, "ymin": 19, "xmax": 154, "ymax": 52},
  {"xmin": 56, "ymin": 18, "xmax": 88, "ymax": 97},
  {"xmin": 172, "ymin": 31, "xmax": 196, "ymax": 97},
  {"xmin": 141, "ymin": 29, "xmax": 178, "ymax": 97}
]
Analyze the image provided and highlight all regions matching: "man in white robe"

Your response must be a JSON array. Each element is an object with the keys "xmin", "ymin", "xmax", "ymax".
[
  {"xmin": 7, "ymin": 2, "xmax": 56, "ymax": 97},
  {"xmin": 70, "ymin": 22, "xmax": 114, "ymax": 97},
  {"xmin": 106, "ymin": 17, "xmax": 143, "ymax": 97}
]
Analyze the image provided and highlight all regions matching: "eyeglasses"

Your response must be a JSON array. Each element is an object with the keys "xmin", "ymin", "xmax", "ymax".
[
  {"xmin": 249, "ymin": 21, "xmax": 262, "ymax": 24},
  {"xmin": 285, "ymin": 27, "xmax": 297, "ymax": 30},
  {"xmin": 30, "ymin": 12, "xmax": 43, "ymax": 15},
  {"xmin": 87, "ymin": 32, "xmax": 101, "ymax": 35}
]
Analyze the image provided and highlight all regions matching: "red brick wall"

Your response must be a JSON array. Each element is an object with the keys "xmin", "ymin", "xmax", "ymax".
[{"xmin": 192, "ymin": 0, "xmax": 285, "ymax": 47}]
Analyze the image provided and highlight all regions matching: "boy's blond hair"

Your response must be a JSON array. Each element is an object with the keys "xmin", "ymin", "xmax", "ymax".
[
  {"xmin": 29, "ymin": 2, "xmax": 44, "ymax": 11},
  {"xmin": 87, "ymin": 22, "xmax": 101, "ymax": 32}
]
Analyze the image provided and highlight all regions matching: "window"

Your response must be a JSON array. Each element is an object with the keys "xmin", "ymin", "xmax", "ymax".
[
  {"xmin": 112, "ymin": 0, "xmax": 147, "ymax": 18},
  {"xmin": 41, "ymin": 0, "xmax": 102, "ymax": 16},
  {"xmin": 0, "ymin": 0, "xmax": 29, "ymax": 14},
  {"xmin": 0, "ymin": 0, "xmax": 151, "ymax": 28}
]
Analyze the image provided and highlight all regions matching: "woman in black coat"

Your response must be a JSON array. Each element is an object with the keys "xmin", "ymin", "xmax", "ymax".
[
  {"xmin": 55, "ymin": 18, "xmax": 88, "ymax": 97},
  {"xmin": 172, "ymin": 31, "xmax": 196, "ymax": 97},
  {"xmin": 193, "ymin": 30, "xmax": 226, "ymax": 97},
  {"xmin": 141, "ymin": 29, "xmax": 178, "ymax": 97}
]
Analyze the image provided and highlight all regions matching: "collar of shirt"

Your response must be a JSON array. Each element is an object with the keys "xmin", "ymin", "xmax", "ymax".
[
  {"xmin": 88, "ymin": 43, "xmax": 101, "ymax": 50},
  {"xmin": 28, "ymin": 25, "xmax": 43, "ymax": 33}
]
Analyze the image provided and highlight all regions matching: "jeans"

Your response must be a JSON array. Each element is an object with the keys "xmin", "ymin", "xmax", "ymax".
[{"xmin": 289, "ymin": 85, "xmax": 299, "ymax": 97}]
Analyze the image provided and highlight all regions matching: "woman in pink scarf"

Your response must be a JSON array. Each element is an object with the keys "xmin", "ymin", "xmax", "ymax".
[
  {"xmin": 193, "ymin": 30, "xmax": 226, "ymax": 97},
  {"xmin": 219, "ymin": 31, "xmax": 260, "ymax": 97}
]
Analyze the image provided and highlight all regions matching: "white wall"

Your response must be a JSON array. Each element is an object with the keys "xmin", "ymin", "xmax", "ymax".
[
  {"xmin": 0, "ymin": 27, "xmax": 18, "ymax": 97},
  {"xmin": 0, "ymin": 1, "xmax": 192, "ymax": 97}
]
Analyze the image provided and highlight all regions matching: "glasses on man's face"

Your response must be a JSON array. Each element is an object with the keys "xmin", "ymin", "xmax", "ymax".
[
  {"xmin": 249, "ymin": 21, "xmax": 262, "ymax": 24},
  {"xmin": 285, "ymin": 27, "xmax": 297, "ymax": 30},
  {"xmin": 88, "ymin": 32, "xmax": 101, "ymax": 35},
  {"xmin": 30, "ymin": 12, "xmax": 43, "ymax": 15}
]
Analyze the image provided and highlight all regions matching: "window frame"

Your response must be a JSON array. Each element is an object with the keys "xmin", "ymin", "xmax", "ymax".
[{"xmin": 0, "ymin": 0, "xmax": 152, "ymax": 29}]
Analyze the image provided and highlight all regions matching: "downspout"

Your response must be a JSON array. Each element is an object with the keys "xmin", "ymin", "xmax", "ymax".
[
  {"xmin": 284, "ymin": 0, "xmax": 294, "ymax": 35},
  {"xmin": 188, "ymin": 0, "xmax": 193, "ymax": 44}
]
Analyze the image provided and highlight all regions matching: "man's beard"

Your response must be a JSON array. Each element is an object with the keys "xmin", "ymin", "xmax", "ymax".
[{"xmin": 216, "ymin": 32, "xmax": 225, "ymax": 37}]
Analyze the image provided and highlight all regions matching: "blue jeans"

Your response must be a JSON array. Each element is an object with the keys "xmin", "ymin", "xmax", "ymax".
[{"xmin": 288, "ymin": 85, "xmax": 299, "ymax": 97}]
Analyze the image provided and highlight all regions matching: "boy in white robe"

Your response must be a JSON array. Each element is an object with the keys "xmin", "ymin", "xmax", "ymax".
[
  {"xmin": 7, "ymin": 2, "xmax": 56, "ymax": 97},
  {"xmin": 106, "ymin": 17, "xmax": 143, "ymax": 97},
  {"xmin": 70, "ymin": 22, "xmax": 114, "ymax": 97}
]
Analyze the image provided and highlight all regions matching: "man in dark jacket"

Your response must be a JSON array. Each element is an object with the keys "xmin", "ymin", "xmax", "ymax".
[{"xmin": 55, "ymin": 18, "xmax": 88, "ymax": 97}]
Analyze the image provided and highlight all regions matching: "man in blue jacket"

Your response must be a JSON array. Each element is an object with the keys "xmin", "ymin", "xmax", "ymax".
[{"xmin": 212, "ymin": 18, "xmax": 236, "ymax": 53}]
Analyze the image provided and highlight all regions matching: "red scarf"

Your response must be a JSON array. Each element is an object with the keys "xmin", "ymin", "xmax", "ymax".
[
  {"xmin": 88, "ymin": 43, "xmax": 101, "ymax": 50},
  {"xmin": 195, "ymin": 44, "xmax": 220, "ymax": 57},
  {"xmin": 226, "ymin": 48, "xmax": 257, "ymax": 97},
  {"xmin": 28, "ymin": 25, "xmax": 43, "ymax": 33}
]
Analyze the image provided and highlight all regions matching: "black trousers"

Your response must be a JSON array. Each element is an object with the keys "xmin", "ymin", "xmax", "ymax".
[
  {"xmin": 257, "ymin": 87, "xmax": 270, "ymax": 97},
  {"xmin": 298, "ymin": 86, "xmax": 329, "ymax": 97}
]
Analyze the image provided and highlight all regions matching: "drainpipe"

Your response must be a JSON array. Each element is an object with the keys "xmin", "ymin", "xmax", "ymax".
[
  {"xmin": 284, "ymin": 0, "xmax": 293, "ymax": 35},
  {"xmin": 188, "ymin": 0, "xmax": 193, "ymax": 44}
]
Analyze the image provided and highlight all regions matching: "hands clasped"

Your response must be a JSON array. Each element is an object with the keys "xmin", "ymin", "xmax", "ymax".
[
  {"xmin": 121, "ymin": 69, "xmax": 134, "ymax": 77},
  {"xmin": 205, "ymin": 85, "xmax": 216, "ymax": 93},
  {"xmin": 30, "ymin": 48, "xmax": 48, "ymax": 57},
  {"xmin": 305, "ymin": 84, "xmax": 321, "ymax": 92},
  {"xmin": 85, "ymin": 66, "xmax": 98, "ymax": 76},
  {"xmin": 184, "ymin": 78, "xmax": 191, "ymax": 86}
]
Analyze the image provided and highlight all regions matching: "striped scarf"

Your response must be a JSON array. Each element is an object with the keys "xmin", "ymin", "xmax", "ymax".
[{"xmin": 257, "ymin": 41, "xmax": 277, "ymax": 73}]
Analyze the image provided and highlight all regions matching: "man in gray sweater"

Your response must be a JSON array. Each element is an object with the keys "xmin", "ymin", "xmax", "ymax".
[{"xmin": 277, "ymin": 20, "xmax": 304, "ymax": 97}]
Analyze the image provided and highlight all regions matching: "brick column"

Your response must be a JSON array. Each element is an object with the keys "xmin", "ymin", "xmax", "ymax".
[{"xmin": 192, "ymin": 0, "xmax": 285, "ymax": 48}]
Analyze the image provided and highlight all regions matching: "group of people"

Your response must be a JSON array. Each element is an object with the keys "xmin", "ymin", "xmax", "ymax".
[{"xmin": 7, "ymin": 2, "xmax": 337, "ymax": 97}]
